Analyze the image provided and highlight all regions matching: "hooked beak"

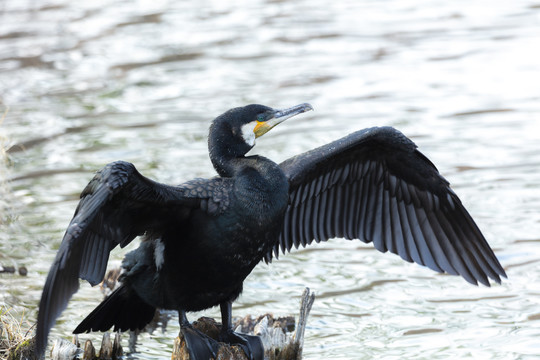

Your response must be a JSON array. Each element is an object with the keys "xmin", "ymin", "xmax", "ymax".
[{"xmin": 254, "ymin": 103, "xmax": 313, "ymax": 138}]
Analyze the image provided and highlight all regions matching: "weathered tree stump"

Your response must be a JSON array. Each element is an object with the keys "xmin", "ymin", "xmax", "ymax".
[
  {"xmin": 49, "ymin": 333, "xmax": 122, "ymax": 360},
  {"xmin": 50, "ymin": 338, "xmax": 79, "ymax": 360},
  {"xmin": 171, "ymin": 288, "xmax": 315, "ymax": 360},
  {"xmin": 82, "ymin": 339, "xmax": 95, "ymax": 360}
]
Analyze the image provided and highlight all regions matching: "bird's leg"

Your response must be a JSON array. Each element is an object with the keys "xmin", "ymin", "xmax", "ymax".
[
  {"xmin": 178, "ymin": 310, "xmax": 219, "ymax": 360},
  {"xmin": 219, "ymin": 301, "xmax": 264, "ymax": 360}
]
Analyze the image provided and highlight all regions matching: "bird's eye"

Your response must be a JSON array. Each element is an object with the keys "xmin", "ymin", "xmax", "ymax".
[{"xmin": 257, "ymin": 114, "xmax": 266, "ymax": 122}]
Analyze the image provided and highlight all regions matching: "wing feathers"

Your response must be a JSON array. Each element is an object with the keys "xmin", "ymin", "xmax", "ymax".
[
  {"xmin": 273, "ymin": 126, "xmax": 506, "ymax": 287},
  {"xmin": 396, "ymin": 200, "xmax": 415, "ymax": 263},
  {"xmin": 318, "ymin": 190, "xmax": 329, "ymax": 241},
  {"xmin": 371, "ymin": 184, "xmax": 385, "ymax": 252},
  {"xmin": 36, "ymin": 161, "xmax": 214, "ymax": 356}
]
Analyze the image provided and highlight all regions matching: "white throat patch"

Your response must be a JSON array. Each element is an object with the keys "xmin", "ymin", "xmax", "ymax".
[{"xmin": 241, "ymin": 121, "xmax": 257, "ymax": 147}]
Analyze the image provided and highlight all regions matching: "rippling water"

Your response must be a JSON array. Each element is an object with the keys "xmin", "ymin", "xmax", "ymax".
[{"xmin": 1, "ymin": 0, "xmax": 540, "ymax": 359}]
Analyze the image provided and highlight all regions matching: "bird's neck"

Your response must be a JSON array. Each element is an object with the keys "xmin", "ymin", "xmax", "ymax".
[
  {"xmin": 211, "ymin": 153, "xmax": 246, "ymax": 178},
  {"xmin": 208, "ymin": 122, "xmax": 254, "ymax": 177}
]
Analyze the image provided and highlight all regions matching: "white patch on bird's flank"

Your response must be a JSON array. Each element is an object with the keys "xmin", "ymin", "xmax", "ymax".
[
  {"xmin": 241, "ymin": 121, "xmax": 257, "ymax": 147},
  {"xmin": 154, "ymin": 238, "xmax": 165, "ymax": 270}
]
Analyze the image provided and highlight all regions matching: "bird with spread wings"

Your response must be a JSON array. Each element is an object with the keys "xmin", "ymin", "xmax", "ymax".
[{"xmin": 36, "ymin": 103, "xmax": 505, "ymax": 359}]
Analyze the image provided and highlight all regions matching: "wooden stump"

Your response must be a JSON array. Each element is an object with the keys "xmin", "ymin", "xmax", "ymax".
[
  {"xmin": 171, "ymin": 288, "xmax": 315, "ymax": 360},
  {"xmin": 49, "ymin": 333, "xmax": 122, "ymax": 360}
]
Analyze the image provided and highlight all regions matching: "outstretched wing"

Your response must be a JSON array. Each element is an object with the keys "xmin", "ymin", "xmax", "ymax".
[
  {"xmin": 269, "ymin": 126, "xmax": 506, "ymax": 286},
  {"xmin": 36, "ymin": 161, "xmax": 229, "ymax": 356}
]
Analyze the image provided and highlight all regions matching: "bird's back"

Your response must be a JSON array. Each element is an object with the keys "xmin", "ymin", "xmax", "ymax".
[{"xmin": 123, "ymin": 158, "xmax": 289, "ymax": 311}]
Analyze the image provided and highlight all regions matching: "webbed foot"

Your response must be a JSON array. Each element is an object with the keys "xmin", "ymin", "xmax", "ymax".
[
  {"xmin": 220, "ymin": 329, "xmax": 264, "ymax": 360},
  {"xmin": 181, "ymin": 325, "xmax": 220, "ymax": 359}
]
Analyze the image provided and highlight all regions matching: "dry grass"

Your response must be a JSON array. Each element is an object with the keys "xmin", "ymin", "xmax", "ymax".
[{"xmin": 0, "ymin": 306, "xmax": 35, "ymax": 359}]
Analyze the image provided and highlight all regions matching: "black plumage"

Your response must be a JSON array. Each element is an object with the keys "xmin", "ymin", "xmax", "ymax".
[{"xmin": 35, "ymin": 103, "xmax": 506, "ymax": 358}]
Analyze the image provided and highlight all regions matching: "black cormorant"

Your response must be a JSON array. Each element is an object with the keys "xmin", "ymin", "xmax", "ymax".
[{"xmin": 36, "ymin": 103, "xmax": 506, "ymax": 359}]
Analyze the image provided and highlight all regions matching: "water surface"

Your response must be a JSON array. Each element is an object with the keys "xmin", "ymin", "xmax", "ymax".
[{"xmin": 1, "ymin": 0, "xmax": 540, "ymax": 359}]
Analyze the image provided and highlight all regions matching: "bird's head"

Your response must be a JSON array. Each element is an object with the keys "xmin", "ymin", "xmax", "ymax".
[
  {"xmin": 211, "ymin": 103, "xmax": 313, "ymax": 147},
  {"xmin": 237, "ymin": 103, "xmax": 314, "ymax": 147},
  {"xmin": 209, "ymin": 103, "xmax": 313, "ymax": 169}
]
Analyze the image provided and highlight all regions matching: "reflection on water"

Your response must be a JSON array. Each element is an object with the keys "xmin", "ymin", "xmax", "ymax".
[{"xmin": 1, "ymin": 0, "xmax": 540, "ymax": 359}]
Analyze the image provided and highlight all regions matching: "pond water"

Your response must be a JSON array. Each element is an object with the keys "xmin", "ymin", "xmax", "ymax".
[{"xmin": 1, "ymin": 0, "xmax": 540, "ymax": 359}]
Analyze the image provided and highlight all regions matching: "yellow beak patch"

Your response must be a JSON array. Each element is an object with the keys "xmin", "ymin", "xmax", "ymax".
[{"xmin": 253, "ymin": 121, "xmax": 271, "ymax": 138}]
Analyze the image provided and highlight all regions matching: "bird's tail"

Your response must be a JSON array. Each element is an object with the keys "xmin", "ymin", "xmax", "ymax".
[{"xmin": 74, "ymin": 285, "xmax": 155, "ymax": 334}]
